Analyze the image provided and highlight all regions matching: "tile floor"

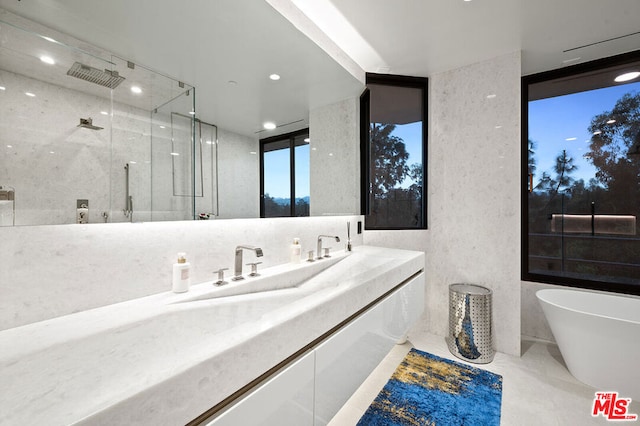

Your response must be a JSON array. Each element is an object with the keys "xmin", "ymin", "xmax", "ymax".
[{"xmin": 329, "ymin": 331, "xmax": 640, "ymax": 425}]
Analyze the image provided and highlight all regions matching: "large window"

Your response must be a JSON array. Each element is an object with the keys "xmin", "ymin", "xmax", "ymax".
[
  {"xmin": 361, "ymin": 74, "xmax": 427, "ymax": 229},
  {"xmin": 523, "ymin": 51, "xmax": 640, "ymax": 295},
  {"xmin": 260, "ymin": 129, "xmax": 310, "ymax": 217}
]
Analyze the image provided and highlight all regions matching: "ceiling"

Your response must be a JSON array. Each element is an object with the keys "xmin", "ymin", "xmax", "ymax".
[
  {"xmin": 1, "ymin": 0, "xmax": 639, "ymax": 137},
  {"xmin": 289, "ymin": 0, "xmax": 640, "ymax": 77}
]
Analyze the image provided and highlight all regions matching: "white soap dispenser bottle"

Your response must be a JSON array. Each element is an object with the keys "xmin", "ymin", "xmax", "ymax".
[
  {"xmin": 290, "ymin": 238, "xmax": 302, "ymax": 264},
  {"xmin": 172, "ymin": 252, "xmax": 191, "ymax": 293}
]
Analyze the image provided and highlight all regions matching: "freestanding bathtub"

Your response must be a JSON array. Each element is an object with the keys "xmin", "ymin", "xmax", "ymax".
[{"xmin": 537, "ymin": 288, "xmax": 640, "ymax": 401}]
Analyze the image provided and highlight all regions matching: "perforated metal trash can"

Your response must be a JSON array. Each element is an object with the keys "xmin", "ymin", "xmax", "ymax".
[{"xmin": 446, "ymin": 283, "xmax": 495, "ymax": 364}]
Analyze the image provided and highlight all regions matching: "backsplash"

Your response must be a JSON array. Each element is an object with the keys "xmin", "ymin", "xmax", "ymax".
[{"xmin": 1, "ymin": 215, "xmax": 363, "ymax": 330}]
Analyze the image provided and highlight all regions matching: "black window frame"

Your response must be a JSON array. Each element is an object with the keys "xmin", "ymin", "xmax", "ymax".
[
  {"xmin": 259, "ymin": 128, "xmax": 310, "ymax": 218},
  {"xmin": 521, "ymin": 50, "xmax": 640, "ymax": 296},
  {"xmin": 360, "ymin": 73, "xmax": 428, "ymax": 230}
]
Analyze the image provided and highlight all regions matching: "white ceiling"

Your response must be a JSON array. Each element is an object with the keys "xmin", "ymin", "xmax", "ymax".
[
  {"xmin": 1, "ymin": 0, "xmax": 639, "ymax": 137},
  {"xmin": 290, "ymin": 0, "xmax": 640, "ymax": 77}
]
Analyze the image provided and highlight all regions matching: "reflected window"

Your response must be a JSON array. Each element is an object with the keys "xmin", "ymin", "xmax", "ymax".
[
  {"xmin": 523, "ymin": 51, "xmax": 640, "ymax": 294},
  {"xmin": 361, "ymin": 74, "xmax": 427, "ymax": 229},
  {"xmin": 260, "ymin": 129, "xmax": 310, "ymax": 217}
]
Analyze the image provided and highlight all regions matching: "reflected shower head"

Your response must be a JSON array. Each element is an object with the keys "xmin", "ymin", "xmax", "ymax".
[
  {"xmin": 77, "ymin": 118, "xmax": 103, "ymax": 130},
  {"xmin": 67, "ymin": 62, "xmax": 125, "ymax": 89}
]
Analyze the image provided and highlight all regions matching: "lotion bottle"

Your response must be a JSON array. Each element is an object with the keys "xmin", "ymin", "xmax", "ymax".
[
  {"xmin": 290, "ymin": 238, "xmax": 302, "ymax": 264},
  {"xmin": 172, "ymin": 252, "xmax": 191, "ymax": 293}
]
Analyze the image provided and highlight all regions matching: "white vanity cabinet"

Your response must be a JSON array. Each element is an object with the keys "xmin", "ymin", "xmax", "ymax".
[
  {"xmin": 204, "ymin": 351, "xmax": 315, "ymax": 426},
  {"xmin": 204, "ymin": 272, "xmax": 425, "ymax": 426}
]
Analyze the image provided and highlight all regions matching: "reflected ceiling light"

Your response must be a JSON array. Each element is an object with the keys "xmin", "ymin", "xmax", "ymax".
[
  {"xmin": 565, "ymin": 137, "xmax": 577, "ymax": 141},
  {"xmin": 228, "ymin": 80, "xmax": 238, "ymax": 86},
  {"xmin": 170, "ymin": 152, "xmax": 180, "ymax": 156},
  {"xmin": 42, "ymin": 36, "xmax": 57, "ymax": 43},
  {"xmin": 206, "ymin": 140, "xmax": 213, "ymax": 144},
  {"xmin": 159, "ymin": 125, "xmax": 166, "ymax": 129},
  {"xmin": 129, "ymin": 161, "xmax": 137, "ymax": 164},
  {"xmin": 188, "ymin": 111, "xmax": 196, "ymax": 115},
  {"xmin": 562, "ymin": 57, "xmax": 581, "ymax": 64},
  {"xmin": 263, "ymin": 122, "xmax": 276, "ymax": 130},
  {"xmin": 100, "ymin": 111, "xmax": 109, "ymax": 115},
  {"xmin": 269, "ymin": 74, "xmax": 281, "ymax": 81},
  {"xmin": 130, "ymin": 86, "xmax": 142, "ymax": 94},
  {"xmin": 249, "ymin": 151, "xmax": 257, "ymax": 155},
  {"xmin": 40, "ymin": 55, "xmax": 55, "ymax": 65},
  {"xmin": 606, "ymin": 119, "xmax": 616, "ymax": 124},
  {"xmin": 593, "ymin": 130, "xmax": 602, "ymax": 135},
  {"xmin": 486, "ymin": 94, "xmax": 497, "ymax": 99},
  {"xmin": 304, "ymin": 138, "xmax": 310, "ymax": 143},
  {"xmin": 25, "ymin": 92, "xmax": 36, "ymax": 97},
  {"xmin": 614, "ymin": 71, "xmax": 640, "ymax": 82}
]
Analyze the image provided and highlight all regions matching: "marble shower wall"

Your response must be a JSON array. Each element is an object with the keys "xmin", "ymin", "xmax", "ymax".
[
  {"xmin": 365, "ymin": 51, "xmax": 522, "ymax": 356},
  {"xmin": 0, "ymin": 215, "xmax": 363, "ymax": 331}
]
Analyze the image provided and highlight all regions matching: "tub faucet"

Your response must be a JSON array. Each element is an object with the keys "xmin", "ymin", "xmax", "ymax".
[
  {"xmin": 317, "ymin": 235, "xmax": 340, "ymax": 260},
  {"xmin": 233, "ymin": 245, "xmax": 264, "ymax": 281}
]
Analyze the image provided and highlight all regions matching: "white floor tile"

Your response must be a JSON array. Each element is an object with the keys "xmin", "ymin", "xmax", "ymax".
[{"xmin": 328, "ymin": 331, "xmax": 640, "ymax": 425}]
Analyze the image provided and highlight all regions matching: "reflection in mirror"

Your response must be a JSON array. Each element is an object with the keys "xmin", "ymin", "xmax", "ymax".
[{"xmin": 0, "ymin": 16, "xmax": 197, "ymax": 226}]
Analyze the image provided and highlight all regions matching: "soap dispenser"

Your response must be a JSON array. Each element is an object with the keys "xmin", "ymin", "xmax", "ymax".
[
  {"xmin": 172, "ymin": 252, "xmax": 191, "ymax": 293},
  {"xmin": 290, "ymin": 238, "xmax": 302, "ymax": 264}
]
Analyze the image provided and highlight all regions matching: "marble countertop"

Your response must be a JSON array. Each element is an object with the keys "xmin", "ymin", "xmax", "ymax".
[{"xmin": 0, "ymin": 245, "xmax": 424, "ymax": 425}]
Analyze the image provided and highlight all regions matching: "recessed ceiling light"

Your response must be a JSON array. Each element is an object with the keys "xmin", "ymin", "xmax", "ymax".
[
  {"xmin": 40, "ymin": 55, "xmax": 55, "ymax": 65},
  {"xmin": 495, "ymin": 125, "xmax": 502, "ymax": 129},
  {"xmin": 100, "ymin": 111, "xmax": 109, "ymax": 115},
  {"xmin": 159, "ymin": 125, "xmax": 166, "ymax": 129},
  {"xmin": 304, "ymin": 138, "xmax": 310, "ymax": 143},
  {"xmin": 170, "ymin": 152, "xmax": 180, "ymax": 156},
  {"xmin": 7, "ymin": 145, "xmax": 12, "ymax": 148},
  {"xmin": 25, "ymin": 92, "xmax": 36, "ymax": 97},
  {"xmin": 312, "ymin": 147, "xmax": 317, "ymax": 151},
  {"xmin": 329, "ymin": 153, "xmax": 334, "ymax": 156},
  {"xmin": 614, "ymin": 71, "xmax": 640, "ymax": 82},
  {"xmin": 565, "ymin": 137, "xmax": 577, "ymax": 141},
  {"xmin": 129, "ymin": 161, "xmax": 137, "ymax": 164},
  {"xmin": 49, "ymin": 151, "xmax": 55, "ymax": 154},
  {"xmin": 0, "ymin": 86, "xmax": 5, "ymax": 91},
  {"xmin": 486, "ymin": 94, "xmax": 497, "ymax": 99},
  {"xmin": 607, "ymin": 119, "xmax": 616, "ymax": 124},
  {"xmin": 263, "ymin": 122, "xmax": 276, "ymax": 130},
  {"xmin": 131, "ymin": 86, "xmax": 142, "ymax": 94},
  {"xmin": 228, "ymin": 80, "xmax": 238, "ymax": 86},
  {"xmin": 269, "ymin": 74, "xmax": 281, "ymax": 81},
  {"xmin": 249, "ymin": 151, "xmax": 257, "ymax": 155},
  {"xmin": 206, "ymin": 140, "xmax": 213, "ymax": 144}
]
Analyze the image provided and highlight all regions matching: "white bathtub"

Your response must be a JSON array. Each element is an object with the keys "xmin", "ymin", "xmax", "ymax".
[{"xmin": 537, "ymin": 288, "xmax": 640, "ymax": 400}]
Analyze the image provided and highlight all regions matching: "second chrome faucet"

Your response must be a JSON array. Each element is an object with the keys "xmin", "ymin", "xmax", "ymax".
[{"xmin": 316, "ymin": 235, "xmax": 340, "ymax": 260}]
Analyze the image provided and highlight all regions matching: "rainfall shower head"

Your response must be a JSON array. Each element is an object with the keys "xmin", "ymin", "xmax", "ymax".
[
  {"xmin": 77, "ymin": 118, "xmax": 103, "ymax": 130},
  {"xmin": 67, "ymin": 62, "xmax": 125, "ymax": 89}
]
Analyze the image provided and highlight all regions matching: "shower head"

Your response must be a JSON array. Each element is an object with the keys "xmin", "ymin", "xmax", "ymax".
[
  {"xmin": 67, "ymin": 62, "xmax": 125, "ymax": 89},
  {"xmin": 77, "ymin": 118, "xmax": 103, "ymax": 130}
]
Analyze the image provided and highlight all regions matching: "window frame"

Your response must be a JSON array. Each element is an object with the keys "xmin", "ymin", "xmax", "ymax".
[
  {"xmin": 360, "ymin": 73, "xmax": 428, "ymax": 230},
  {"xmin": 259, "ymin": 128, "xmax": 310, "ymax": 218},
  {"xmin": 521, "ymin": 50, "xmax": 640, "ymax": 296}
]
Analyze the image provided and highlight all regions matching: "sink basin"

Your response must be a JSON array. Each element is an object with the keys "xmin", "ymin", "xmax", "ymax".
[{"xmin": 172, "ymin": 252, "xmax": 349, "ymax": 304}]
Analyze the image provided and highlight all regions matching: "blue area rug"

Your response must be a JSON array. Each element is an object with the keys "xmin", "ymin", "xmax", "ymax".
[{"xmin": 357, "ymin": 349, "xmax": 502, "ymax": 426}]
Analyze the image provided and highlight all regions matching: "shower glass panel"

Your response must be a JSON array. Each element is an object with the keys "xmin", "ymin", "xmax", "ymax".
[
  {"xmin": 194, "ymin": 120, "xmax": 218, "ymax": 219},
  {"xmin": 0, "ymin": 12, "xmax": 198, "ymax": 225},
  {"xmin": 0, "ymin": 19, "xmax": 113, "ymax": 225}
]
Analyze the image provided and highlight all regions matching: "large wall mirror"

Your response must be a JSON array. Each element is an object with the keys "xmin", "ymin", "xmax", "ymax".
[{"xmin": 0, "ymin": 0, "xmax": 364, "ymax": 226}]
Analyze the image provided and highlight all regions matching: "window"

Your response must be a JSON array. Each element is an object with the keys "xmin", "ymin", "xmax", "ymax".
[
  {"xmin": 260, "ymin": 129, "xmax": 310, "ymax": 217},
  {"xmin": 522, "ymin": 51, "xmax": 640, "ymax": 295},
  {"xmin": 361, "ymin": 74, "xmax": 427, "ymax": 229}
]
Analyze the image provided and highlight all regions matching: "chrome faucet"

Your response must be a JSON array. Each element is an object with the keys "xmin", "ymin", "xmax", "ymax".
[
  {"xmin": 233, "ymin": 245, "xmax": 264, "ymax": 281},
  {"xmin": 316, "ymin": 235, "xmax": 340, "ymax": 260}
]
